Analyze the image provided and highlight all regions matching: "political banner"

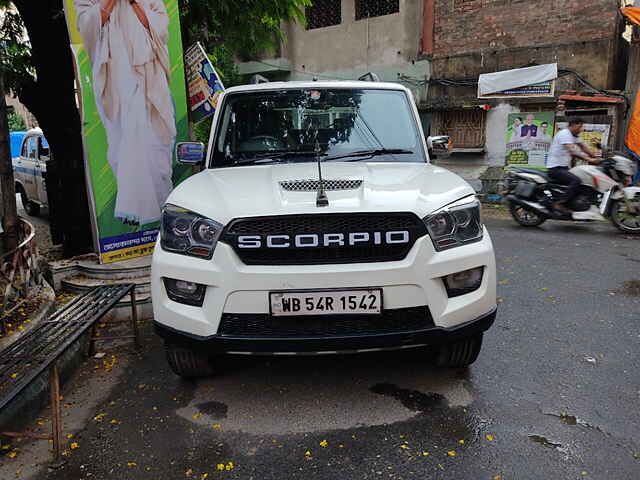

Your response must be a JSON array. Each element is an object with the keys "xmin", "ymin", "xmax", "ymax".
[
  {"xmin": 505, "ymin": 112, "xmax": 555, "ymax": 166},
  {"xmin": 555, "ymin": 122, "xmax": 610, "ymax": 157},
  {"xmin": 63, "ymin": 0, "xmax": 190, "ymax": 263},
  {"xmin": 185, "ymin": 42, "xmax": 225, "ymax": 124}
]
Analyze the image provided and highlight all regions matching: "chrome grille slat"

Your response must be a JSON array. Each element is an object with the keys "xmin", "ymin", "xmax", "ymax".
[{"xmin": 280, "ymin": 179, "xmax": 363, "ymax": 192}]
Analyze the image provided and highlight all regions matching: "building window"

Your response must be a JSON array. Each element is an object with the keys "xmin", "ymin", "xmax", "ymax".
[
  {"xmin": 306, "ymin": 0, "xmax": 341, "ymax": 30},
  {"xmin": 432, "ymin": 109, "xmax": 486, "ymax": 150},
  {"xmin": 355, "ymin": 0, "xmax": 400, "ymax": 20}
]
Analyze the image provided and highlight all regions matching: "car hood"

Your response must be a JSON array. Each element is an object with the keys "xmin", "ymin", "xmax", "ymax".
[{"xmin": 168, "ymin": 162, "xmax": 475, "ymax": 223}]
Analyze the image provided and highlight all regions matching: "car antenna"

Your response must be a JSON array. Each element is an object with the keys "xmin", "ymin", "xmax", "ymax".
[{"xmin": 314, "ymin": 127, "xmax": 329, "ymax": 207}]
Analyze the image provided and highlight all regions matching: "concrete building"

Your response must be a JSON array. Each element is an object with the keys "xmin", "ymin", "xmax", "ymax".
[
  {"xmin": 238, "ymin": 0, "xmax": 431, "ymax": 105},
  {"xmin": 425, "ymin": 0, "xmax": 629, "ymax": 169},
  {"xmin": 6, "ymin": 96, "xmax": 38, "ymax": 130},
  {"xmin": 239, "ymin": 0, "xmax": 629, "ymax": 187}
]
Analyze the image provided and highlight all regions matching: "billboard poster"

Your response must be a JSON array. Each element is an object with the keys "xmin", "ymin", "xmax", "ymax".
[
  {"xmin": 505, "ymin": 112, "xmax": 555, "ymax": 166},
  {"xmin": 63, "ymin": 0, "xmax": 190, "ymax": 263},
  {"xmin": 185, "ymin": 42, "xmax": 225, "ymax": 124},
  {"xmin": 479, "ymin": 80, "xmax": 555, "ymax": 99},
  {"xmin": 555, "ymin": 122, "xmax": 610, "ymax": 157}
]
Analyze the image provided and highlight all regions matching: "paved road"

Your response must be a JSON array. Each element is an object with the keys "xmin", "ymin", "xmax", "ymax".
[{"xmin": 11, "ymin": 217, "xmax": 640, "ymax": 479}]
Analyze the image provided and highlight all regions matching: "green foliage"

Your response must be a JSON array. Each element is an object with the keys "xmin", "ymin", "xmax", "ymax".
[
  {"xmin": 180, "ymin": 0, "xmax": 310, "ymax": 139},
  {"xmin": 0, "ymin": 4, "xmax": 33, "ymax": 97},
  {"xmin": 179, "ymin": 0, "xmax": 310, "ymax": 62},
  {"xmin": 7, "ymin": 111, "xmax": 26, "ymax": 131}
]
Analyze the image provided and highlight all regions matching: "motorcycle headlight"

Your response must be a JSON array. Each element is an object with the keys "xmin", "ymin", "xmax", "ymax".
[
  {"xmin": 160, "ymin": 204, "xmax": 223, "ymax": 259},
  {"xmin": 423, "ymin": 197, "xmax": 483, "ymax": 251}
]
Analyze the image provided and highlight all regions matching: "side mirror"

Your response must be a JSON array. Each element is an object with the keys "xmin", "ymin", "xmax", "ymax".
[
  {"xmin": 176, "ymin": 142, "xmax": 205, "ymax": 165},
  {"xmin": 427, "ymin": 135, "xmax": 453, "ymax": 157}
]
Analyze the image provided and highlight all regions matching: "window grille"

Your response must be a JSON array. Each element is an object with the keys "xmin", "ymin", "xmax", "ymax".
[
  {"xmin": 355, "ymin": 0, "xmax": 399, "ymax": 20},
  {"xmin": 306, "ymin": 0, "xmax": 341, "ymax": 30}
]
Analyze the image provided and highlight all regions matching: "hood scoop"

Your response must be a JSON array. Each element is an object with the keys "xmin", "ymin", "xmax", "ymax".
[{"xmin": 279, "ymin": 179, "xmax": 363, "ymax": 192}]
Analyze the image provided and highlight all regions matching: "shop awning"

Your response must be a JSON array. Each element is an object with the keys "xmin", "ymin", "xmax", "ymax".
[
  {"xmin": 559, "ymin": 94, "xmax": 624, "ymax": 104},
  {"xmin": 477, "ymin": 64, "xmax": 557, "ymax": 96}
]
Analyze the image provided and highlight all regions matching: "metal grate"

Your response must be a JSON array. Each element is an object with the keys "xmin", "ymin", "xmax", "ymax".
[
  {"xmin": 280, "ymin": 179, "xmax": 363, "ymax": 192},
  {"xmin": 306, "ymin": 0, "xmax": 341, "ymax": 30},
  {"xmin": 355, "ymin": 0, "xmax": 399, "ymax": 20},
  {"xmin": 0, "ymin": 284, "xmax": 134, "ymax": 411},
  {"xmin": 221, "ymin": 212, "xmax": 428, "ymax": 265},
  {"xmin": 218, "ymin": 306, "xmax": 433, "ymax": 337}
]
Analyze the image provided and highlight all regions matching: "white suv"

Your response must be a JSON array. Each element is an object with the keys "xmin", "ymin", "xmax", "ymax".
[{"xmin": 151, "ymin": 81, "xmax": 497, "ymax": 377}]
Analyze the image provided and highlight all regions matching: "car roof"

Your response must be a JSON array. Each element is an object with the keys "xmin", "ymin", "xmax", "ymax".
[
  {"xmin": 224, "ymin": 80, "xmax": 412, "ymax": 95},
  {"xmin": 25, "ymin": 127, "xmax": 43, "ymax": 136}
]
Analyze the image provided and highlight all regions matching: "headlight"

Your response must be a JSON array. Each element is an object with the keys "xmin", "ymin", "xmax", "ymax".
[
  {"xmin": 424, "ymin": 197, "xmax": 483, "ymax": 251},
  {"xmin": 160, "ymin": 204, "xmax": 223, "ymax": 259}
]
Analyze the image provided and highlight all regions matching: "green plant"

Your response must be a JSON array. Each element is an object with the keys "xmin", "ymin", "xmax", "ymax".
[{"xmin": 7, "ymin": 111, "xmax": 26, "ymax": 131}]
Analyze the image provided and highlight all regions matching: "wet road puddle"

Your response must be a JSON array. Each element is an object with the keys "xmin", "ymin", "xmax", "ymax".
[
  {"xmin": 545, "ymin": 412, "xmax": 601, "ymax": 432},
  {"xmin": 369, "ymin": 383, "xmax": 447, "ymax": 413},
  {"xmin": 195, "ymin": 400, "xmax": 228, "ymax": 419},
  {"xmin": 528, "ymin": 434, "xmax": 564, "ymax": 451},
  {"xmin": 369, "ymin": 383, "xmax": 485, "ymax": 446}
]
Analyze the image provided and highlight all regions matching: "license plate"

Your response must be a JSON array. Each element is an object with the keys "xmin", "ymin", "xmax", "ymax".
[{"xmin": 270, "ymin": 289, "xmax": 382, "ymax": 316}]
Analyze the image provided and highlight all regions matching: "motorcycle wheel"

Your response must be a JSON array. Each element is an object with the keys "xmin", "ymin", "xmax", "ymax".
[
  {"xmin": 610, "ymin": 200, "xmax": 640, "ymax": 233},
  {"xmin": 509, "ymin": 203, "xmax": 546, "ymax": 227}
]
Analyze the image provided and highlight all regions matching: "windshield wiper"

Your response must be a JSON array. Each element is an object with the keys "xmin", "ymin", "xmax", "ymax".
[
  {"xmin": 325, "ymin": 149, "xmax": 414, "ymax": 162},
  {"xmin": 233, "ymin": 150, "xmax": 320, "ymax": 165}
]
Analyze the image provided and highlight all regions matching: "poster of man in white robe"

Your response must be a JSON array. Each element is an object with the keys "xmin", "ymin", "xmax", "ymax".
[{"xmin": 63, "ymin": 0, "xmax": 190, "ymax": 263}]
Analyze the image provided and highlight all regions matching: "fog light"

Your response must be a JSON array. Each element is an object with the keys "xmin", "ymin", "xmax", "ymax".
[
  {"xmin": 164, "ymin": 278, "xmax": 206, "ymax": 306},
  {"xmin": 443, "ymin": 267, "xmax": 484, "ymax": 297}
]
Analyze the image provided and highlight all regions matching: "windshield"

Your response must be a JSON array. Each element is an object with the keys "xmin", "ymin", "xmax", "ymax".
[{"xmin": 209, "ymin": 88, "xmax": 426, "ymax": 167}]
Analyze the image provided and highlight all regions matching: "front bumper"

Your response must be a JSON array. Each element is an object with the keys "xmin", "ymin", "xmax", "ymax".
[
  {"xmin": 154, "ymin": 307, "xmax": 496, "ymax": 355},
  {"xmin": 151, "ymin": 228, "xmax": 497, "ymax": 353}
]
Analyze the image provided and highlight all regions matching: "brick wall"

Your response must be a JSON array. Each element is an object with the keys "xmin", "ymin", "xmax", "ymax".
[
  {"xmin": 434, "ymin": 0, "xmax": 619, "ymax": 57},
  {"xmin": 430, "ymin": 0, "xmax": 625, "ymax": 90}
]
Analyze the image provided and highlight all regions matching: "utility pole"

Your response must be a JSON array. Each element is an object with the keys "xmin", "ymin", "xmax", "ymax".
[{"xmin": 0, "ymin": 70, "xmax": 19, "ymax": 251}]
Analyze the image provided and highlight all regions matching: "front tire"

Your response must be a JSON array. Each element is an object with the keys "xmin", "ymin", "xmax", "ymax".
[
  {"xmin": 165, "ymin": 344, "xmax": 215, "ymax": 378},
  {"xmin": 610, "ymin": 199, "xmax": 640, "ymax": 233},
  {"xmin": 509, "ymin": 202, "xmax": 546, "ymax": 227},
  {"xmin": 436, "ymin": 333, "xmax": 483, "ymax": 368},
  {"xmin": 20, "ymin": 191, "xmax": 40, "ymax": 217}
]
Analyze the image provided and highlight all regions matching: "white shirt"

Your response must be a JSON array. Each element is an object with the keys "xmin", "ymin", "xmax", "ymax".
[{"xmin": 546, "ymin": 128, "xmax": 584, "ymax": 168}]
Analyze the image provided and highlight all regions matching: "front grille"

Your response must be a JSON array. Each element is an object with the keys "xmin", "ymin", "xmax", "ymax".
[
  {"xmin": 218, "ymin": 306, "xmax": 433, "ymax": 338},
  {"xmin": 221, "ymin": 212, "xmax": 427, "ymax": 265},
  {"xmin": 280, "ymin": 179, "xmax": 363, "ymax": 192}
]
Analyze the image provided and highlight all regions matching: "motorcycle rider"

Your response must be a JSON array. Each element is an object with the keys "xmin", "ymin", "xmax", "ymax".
[{"xmin": 546, "ymin": 118, "xmax": 600, "ymax": 214}]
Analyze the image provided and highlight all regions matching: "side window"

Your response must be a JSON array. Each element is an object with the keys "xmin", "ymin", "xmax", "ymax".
[
  {"xmin": 26, "ymin": 137, "xmax": 38, "ymax": 159},
  {"xmin": 39, "ymin": 136, "xmax": 50, "ymax": 160},
  {"xmin": 21, "ymin": 137, "xmax": 29, "ymax": 157}
]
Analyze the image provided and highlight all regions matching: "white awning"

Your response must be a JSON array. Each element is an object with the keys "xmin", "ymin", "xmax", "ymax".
[{"xmin": 478, "ymin": 64, "xmax": 558, "ymax": 96}]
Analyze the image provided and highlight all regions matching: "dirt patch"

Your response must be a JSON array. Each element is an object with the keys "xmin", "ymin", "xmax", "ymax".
[
  {"xmin": 482, "ymin": 203, "xmax": 510, "ymax": 219},
  {"xmin": 620, "ymin": 280, "xmax": 640, "ymax": 297}
]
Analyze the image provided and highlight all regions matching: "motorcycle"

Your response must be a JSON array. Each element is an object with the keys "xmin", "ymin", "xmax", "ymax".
[{"xmin": 502, "ymin": 150, "xmax": 640, "ymax": 233}]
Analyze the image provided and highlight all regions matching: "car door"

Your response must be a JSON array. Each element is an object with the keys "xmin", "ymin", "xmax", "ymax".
[
  {"xmin": 20, "ymin": 135, "xmax": 39, "ymax": 200},
  {"xmin": 35, "ymin": 135, "xmax": 50, "ymax": 205}
]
